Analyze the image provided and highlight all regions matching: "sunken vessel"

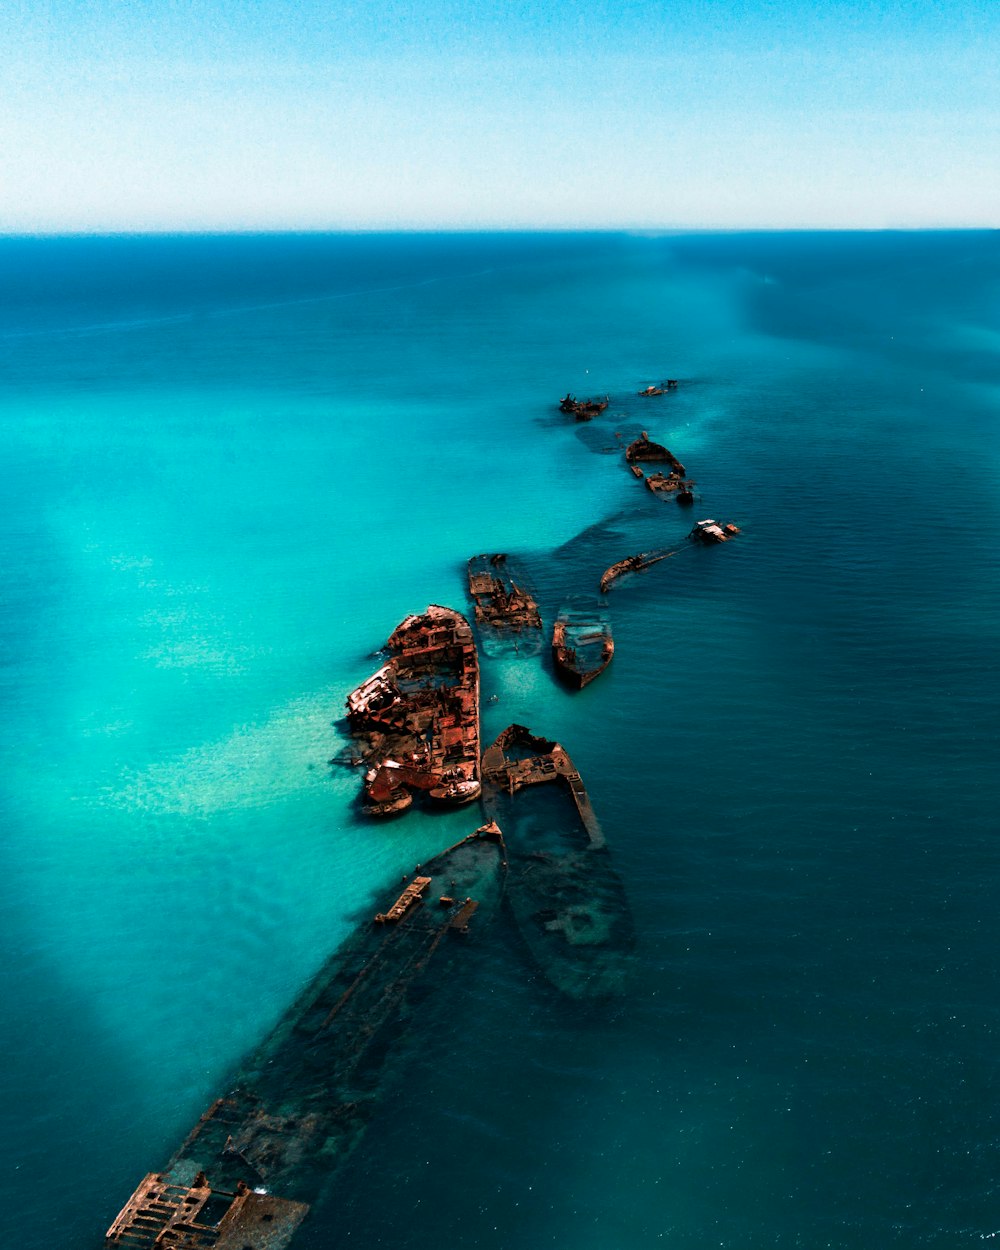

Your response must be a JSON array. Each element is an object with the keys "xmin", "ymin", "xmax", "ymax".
[
  {"xmin": 345, "ymin": 605, "xmax": 480, "ymax": 815},
  {"xmin": 551, "ymin": 602, "xmax": 614, "ymax": 689},
  {"xmin": 104, "ymin": 823, "xmax": 508, "ymax": 1250},
  {"xmin": 558, "ymin": 393, "xmax": 609, "ymax": 420},
  {"xmin": 690, "ymin": 519, "xmax": 740, "ymax": 544},
  {"xmin": 599, "ymin": 548, "xmax": 675, "ymax": 593},
  {"xmin": 625, "ymin": 431, "xmax": 686, "ymax": 475},
  {"xmin": 481, "ymin": 725, "xmax": 634, "ymax": 998},
  {"xmin": 466, "ymin": 553, "xmax": 544, "ymax": 658}
]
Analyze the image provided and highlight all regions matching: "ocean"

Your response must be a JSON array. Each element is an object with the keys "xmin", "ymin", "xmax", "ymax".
[{"xmin": 1, "ymin": 230, "xmax": 998, "ymax": 1248}]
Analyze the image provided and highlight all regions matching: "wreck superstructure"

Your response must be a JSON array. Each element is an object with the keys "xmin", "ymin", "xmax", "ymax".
[
  {"xmin": 466, "ymin": 554, "xmax": 544, "ymax": 658},
  {"xmin": 552, "ymin": 602, "xmax": 614, "ymax": 689},
  {"xmin": 481, "ymin": 726, "xmax": 634, "ymax": 998},
  {"xmin": 346, "ymin": 605, "xmax": 480, "ymax": 815},
  {"xmin": 105, "ymin": 824, "xmax": 508, "ymax": 1249}
]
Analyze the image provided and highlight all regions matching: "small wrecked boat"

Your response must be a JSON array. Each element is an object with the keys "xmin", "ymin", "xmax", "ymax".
[
  {"xmin": 690, "ymin": 518, "xmax": 740, "ymax": 544},
  {"xmin": 481, "ymin": 726, "xmax": 634, "ymax": 998},
  {"xmin": 467, "ymin": 553, "xmax": 544, "ymax": 658},
  {"xmin": 552, "ymin": 602, "xmax": 614, "ymax": 689},
  {"xmin": 599, "ymin": 548, "xmax": 675, "ymax": 593},
  {"xmin": 105, "ymin": 823, "xmax": 508, "ymax": 1248},
  {"xmin": 559, "ymin": 393, "xmax": 609, "ymax": 421}
]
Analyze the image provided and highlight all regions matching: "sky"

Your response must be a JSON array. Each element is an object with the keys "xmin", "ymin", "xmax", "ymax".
[{"xmin": 0, "ymin": 0, "xmax": 997, "ymax": 231}]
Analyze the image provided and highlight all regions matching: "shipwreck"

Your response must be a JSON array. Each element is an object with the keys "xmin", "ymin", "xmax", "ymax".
[
  {"xmin": 481, "ymin": 725, "xmax": 634, "ymax": 998},
  {"xmin": 345, "ymin": 605, "xmax": 480, "ymax": 816},
  {"xmin": 559, "ymin": 393, "xmax": 609, "ymax": 421},
  {"xmin": 599, "ymin": 549, "xmax": 675, "ymax": 593},
  {"xmin": 624, "ymin": 432, "xmax": 686, "ymax": 476},
  {"xmin": 466, "ymin": 553, "xmax": 544, "ymax": 658},
  {"xmin": 105, "ymin": 824, "xmax": 508, "ymax": 1249},
  {"xmin": 690, "ymin": 519, "xmax": 740, "ymax": 544},
  {"xmin": 552, "ymin": 602, "xmax": 614, "ymax": 689}
]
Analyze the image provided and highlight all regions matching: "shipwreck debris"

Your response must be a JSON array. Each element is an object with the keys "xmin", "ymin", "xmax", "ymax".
[
  {"xmin": 105, "ymin": 825, "xmax": 508, "ymax": 1248},
  {"xmin": 552, "ymin": 602, "xmax": 614, "ymax": 689},
  {"xmin": 481, "ymin": 725, "xmax": 634, "ymax": 998},
  {"xmin": 345, "ymin": 605, "xmax": 480, "ymax": 816}
]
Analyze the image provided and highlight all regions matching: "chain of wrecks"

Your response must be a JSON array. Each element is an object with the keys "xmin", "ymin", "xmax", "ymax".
[{"xmin": 104, "ymin": 374, "xmax": 739, "ymax": 1249}]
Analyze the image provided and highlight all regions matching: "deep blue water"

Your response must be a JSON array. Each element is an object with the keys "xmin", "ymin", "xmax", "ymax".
[{"xmin": 1, "ymin": 231, "xmax": 998, "ymax": 1248}]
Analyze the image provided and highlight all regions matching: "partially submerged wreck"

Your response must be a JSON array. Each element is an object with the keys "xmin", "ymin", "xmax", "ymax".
[
  {"xmin": 637, "ymin": 380, "xmax": 677, "ymax": 395},
  {"xmin": 690, "ymin": 519, "xmax": 740, "ymax": 544},
  {"xmin": 625, "ymin": 432, "xmax": 686, "ymax": 476},
  {"xmin": 481, "ymin": 725, "xmax": 633, "ymax": 998},
  {"xmin": 552, "ymin": 603, "xmax": 614, "ymax": 689},
  {"xmin": 345, "ymin": 605, "xmax": 480, "ymax": 816},
  {"xmin": 600, "ymin": 548, "xmax": 675, "ymax": 593},
  {"xmin": 467, "ymin": 553, "xmax": 544, "ymax": 657},
  {"xmin": 559, "ymin": 393, "xmax": 609, "ymax": 421},
  {"xmin": 105, "ymin": 824, "xmax": 508, "ymax": 1249},
  {"xmin": 645, "ymin": 470, "xmax": 694, "ymax": 497}
]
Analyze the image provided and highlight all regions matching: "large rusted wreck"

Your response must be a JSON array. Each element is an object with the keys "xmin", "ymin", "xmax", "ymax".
[
  {"xmin": 481, "ymin": 725, "xmax": 633, "ymax": 998},
  {"xmin": 467, "ymin": 553, "xmax": 544, "ymax": 657},
  {"xmin": 552, "ymin": 602, "xmax": 614, "ymax": 689},
  {"xmin": 559, "ymin": 393, "xmax": 609, "ymax": 421},
  {"xmin": 105, "ymin": 824, "xmax": 508, "ymax": 1250},
  {"xmin": 345, "ymin": 605, "xmax": 480, "ymax": 816},
  {"xmin": 599, "ymin": 548, "xmax": 675, "ymax": 593},
  {"xmin": 625, "ymin": 431, "xmax": 686, "ymax": 475}
]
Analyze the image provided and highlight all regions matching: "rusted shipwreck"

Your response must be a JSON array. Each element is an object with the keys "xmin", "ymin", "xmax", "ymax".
[
  {"xmin": 636, "ymin": 380, "xmax": 677, "ymax": 396},
  {"xmin": 559, "ymin": 393, "xmax": 609, "ymax": 421},
  {"xmin": 690, "ymin": 518, "xmax": 740, "ymax": 544},
  {"xmin": 481, "ymin": 725, "xmax": 633, "ymax": 998},
  {"xmin": 105, "ymin": 823, "xmax": 508, "ymax": 1250},
  {"xmin": 600, "ymin": 548, "xmax": 675, "ymax": 593},
  {"xmin": 467, "ymin": 553, "xmax": 544, "ymax": 657},
  {"xmin": 625, "ymin": 431, "xmax": 686, "ymax": 475},
  {"xmin": 345, "ymin": 605, "xmax": 480, "ymax": 816},
  {"xmin": 552, "ymin": 602, "xmax": 614, "ymax": 689},
  {"xmin": 644, "ymin": 470, "xmax": 695, "ymax": 499}
]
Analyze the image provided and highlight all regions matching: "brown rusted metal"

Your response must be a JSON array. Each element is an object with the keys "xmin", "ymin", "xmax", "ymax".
[
  {"xmin": 466, "ymin": 554, "xmax": 544, "ymax": 657},
  {"xmin": 558, "ymin": 393, "xmax": 609, "ymax": 420},
  {"xmin": 345, "ymin": 605, "xmax": 480, "ymax": 816},
  {"xmin": 599, "ymin": 548, "xmax": 676, "ymax": 593},
  {"xmin": 690, "ymin": 519, "xmax": 741, "ymax": 544},
  {"xmin": 624, "ymin": 432, "xmax": 686, "ymax": 474}
]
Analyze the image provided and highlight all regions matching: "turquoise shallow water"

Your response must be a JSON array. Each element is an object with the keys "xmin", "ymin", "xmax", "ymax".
[{"xmin": 1, "ymin": 231, "xmax": 999, "ymax": 1247}]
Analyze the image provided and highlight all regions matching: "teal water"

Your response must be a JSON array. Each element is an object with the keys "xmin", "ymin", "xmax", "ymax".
[{"xmin": 1, "ymin": 231, "xmax": 999, "ymax": 1248}]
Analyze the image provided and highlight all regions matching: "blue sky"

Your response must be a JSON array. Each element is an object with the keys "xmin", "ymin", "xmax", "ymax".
[{"xmin": 1, "ymin": 1, "xmax": 996, "ymax": 230}]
